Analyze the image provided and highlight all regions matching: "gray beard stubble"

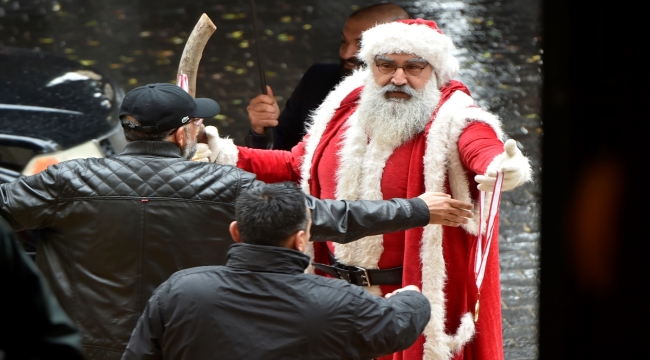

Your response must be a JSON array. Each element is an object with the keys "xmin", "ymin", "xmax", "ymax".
[{"xmin": 181, "ymin": 127, "xmax": 198, "ymax": 160}]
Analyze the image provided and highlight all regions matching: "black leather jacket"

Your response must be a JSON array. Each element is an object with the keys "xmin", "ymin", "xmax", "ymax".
[
  {"xmin": 1, "ymin": 218, "xmax": 85, "ymax": 360},
  {"xmin": 123, "ymin": 243, "xmax": 430, "ymax": 360},
  {"xmin": 0, "ymin": 141, "xmax": 429, "ymax": 360}
]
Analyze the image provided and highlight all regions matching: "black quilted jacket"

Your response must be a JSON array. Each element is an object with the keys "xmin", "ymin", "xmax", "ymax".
[{"xmin": 0, "ymin": 140, "xmax": 429, "ymax": 360}]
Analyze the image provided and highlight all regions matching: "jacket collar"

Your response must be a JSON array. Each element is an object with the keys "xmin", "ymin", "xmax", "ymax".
[
  {"xmin": 120, "ymin": 141, "xmax": 183, "ymax": 158},
  {"xmin": 226, "ymin": 243, "xmax": 310, "ymax": 275}
]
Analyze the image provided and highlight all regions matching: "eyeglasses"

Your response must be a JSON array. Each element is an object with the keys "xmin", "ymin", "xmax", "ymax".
[
  {"xmin": 170, "ymin": 118, "xmax": 204, "ymax": 135},
  {"xmin": 375, "ymin": 61, "xmax": 430, "ymax": 76}
]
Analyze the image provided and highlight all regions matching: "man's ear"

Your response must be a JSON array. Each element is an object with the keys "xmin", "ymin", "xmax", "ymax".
[
  {"xmin": 173, "ymin": 126, "xmax": 186, "ymax": 149},
  {"xmin": 290, "ymin": 230, "xmax": 307, "ymax": 252},
  {"xmin": 229, "ymin": 221, "xmax": 242, "ymax": 243}
]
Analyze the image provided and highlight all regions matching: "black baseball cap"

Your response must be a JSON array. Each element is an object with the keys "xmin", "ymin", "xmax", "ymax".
[{"xmin": 119, "ymin": 83, "xmax": 220, "ymax": 133}]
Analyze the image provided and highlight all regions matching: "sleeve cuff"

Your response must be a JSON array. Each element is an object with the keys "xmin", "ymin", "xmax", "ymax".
[
  {"xmin": 248, "ymin": 128, "xmax": 268, "ymax": 149},
  {"xmin": 407, "ymin": 198, "xmax": 430, "ymax": 228}
]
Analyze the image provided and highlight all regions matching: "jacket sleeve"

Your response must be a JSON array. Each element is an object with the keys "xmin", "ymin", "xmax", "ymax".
[
  {"xmin": 236, "ymin": 145, "xmax": 303, "ymax": 184},
  {"xmin": 307, "ymin": 196, "xmax": 430, "ymax": 243},
  {"xmin": 0, "ymin": 166, "xmax": 60, "ymax": 231},
  {"xmin": 458, "ymin": 122, "xmax": 505, "ymax": 174},
  {"xmin": 238, "ymin": 171, "xmax": 431, "ymax": 243},
  {"xmin": 122, "ymin": 283, "xmax": 167, "ymax": 360},
  {"xmin": 350, "ymin": 290, "xmax": 431, "ymax": 359}
]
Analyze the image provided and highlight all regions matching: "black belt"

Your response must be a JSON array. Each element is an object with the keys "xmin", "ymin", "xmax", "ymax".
[{"xmin": 311, "ymin": 249, "xmax": 402, "ymax": 287}]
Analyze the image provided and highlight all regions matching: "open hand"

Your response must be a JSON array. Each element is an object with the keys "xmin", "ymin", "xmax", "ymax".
[
  {"xmin": 418, "ymin": 192, "xmax": 474, "ymax": 226},
  {"xmin": 247, "ymin": 85, "xmax": 280, "ymax": 135},
  {"xmin": 475, "ymin": 139, "xmax": 532, "ymax": 192}
]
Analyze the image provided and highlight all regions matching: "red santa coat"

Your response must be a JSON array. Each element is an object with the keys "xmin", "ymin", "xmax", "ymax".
[{"xmin": 234, "ymin": 70, "xmax": 506, "ymax": 360}]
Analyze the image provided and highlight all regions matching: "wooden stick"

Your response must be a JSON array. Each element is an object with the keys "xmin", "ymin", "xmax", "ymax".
[{"xmin": 177, "ymin": 13, "xmax": 217, "ymax": 98}]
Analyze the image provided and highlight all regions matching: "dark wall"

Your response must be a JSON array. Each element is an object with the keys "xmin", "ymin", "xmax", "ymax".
[
  {"xmin": 0, "ymin": 0, "xmax": 386, "ymax": 144},
  {"xmin": 540, "ymin": 0, "xmax": 648, "ymax": 358},
  {"xmin": 0, "ymin": 0, "xmax": 542, "ymax": 149}
]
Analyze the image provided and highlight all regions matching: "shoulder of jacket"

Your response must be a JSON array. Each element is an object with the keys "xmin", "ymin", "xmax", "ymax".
[
  {"xmin": 301, "ymin": 63, "xmax": 341, "ymax": 81},
  {"xmin": 210, "ymin": 163, "xmax": 255, "ymax": 182},
  {"xmin": 51, "ymin": 157, "xmax": 100, "ymax": 173},
  {"xmin": 168, "ymin": 265, "xmax": 225, "ymax": 283},
  {"xmin": 306, "ymin": 63, "xmax": 340, "ymax": 73}
]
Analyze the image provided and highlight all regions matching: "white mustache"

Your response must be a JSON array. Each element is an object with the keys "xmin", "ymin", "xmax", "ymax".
[{"xmin": 381, "ymin": 84, "xmax": 418, "ymax": 97}]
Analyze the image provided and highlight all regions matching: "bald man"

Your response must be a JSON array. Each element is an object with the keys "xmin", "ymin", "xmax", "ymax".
[{"xmin": 245, "ymin": 3, "xmax": 410, "ymax": 150}]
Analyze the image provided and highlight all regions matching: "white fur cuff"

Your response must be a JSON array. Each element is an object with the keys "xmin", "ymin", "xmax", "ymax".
[
  {"xmin": 484, "ymin": 141, "xmax": 532, "ymax": 191},
  {"xmin": 204, "ymin": 126, "xmax": 239, "ymax": 166}
]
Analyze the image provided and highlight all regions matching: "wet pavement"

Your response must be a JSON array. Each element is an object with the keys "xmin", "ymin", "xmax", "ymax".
[{"xmin": 0, "ymin": 1, "xmax": 542, "ymax": 358}]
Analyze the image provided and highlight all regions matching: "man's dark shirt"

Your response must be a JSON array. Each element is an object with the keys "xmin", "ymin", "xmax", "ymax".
[
  {"xmin": 123, "ymin": 243, "xmax": 430, "ymax": 360},
  {"xmin": 249, "ymin": 63, "xmax": 342, "ymax": 150}
]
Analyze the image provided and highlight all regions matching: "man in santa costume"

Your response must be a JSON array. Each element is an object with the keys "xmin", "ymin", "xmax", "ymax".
[{"xmin": 198, "ymin": 18, "xmax": 532, "ymax": 360}]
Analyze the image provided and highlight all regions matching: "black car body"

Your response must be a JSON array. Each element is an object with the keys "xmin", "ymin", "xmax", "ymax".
[{"xmin": 0, "ymin": 46, "xmax": 126, "ymax": 253}]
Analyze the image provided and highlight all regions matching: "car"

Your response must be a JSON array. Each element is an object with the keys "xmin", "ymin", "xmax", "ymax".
[{"xmin": 0, "ymin": 45, "xmax": 126, "ymax": 254}]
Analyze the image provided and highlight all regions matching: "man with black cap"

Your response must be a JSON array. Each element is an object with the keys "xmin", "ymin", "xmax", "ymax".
[{"xmin": 0, "ymin": 83, "xmax": 475, "ymax": 360}]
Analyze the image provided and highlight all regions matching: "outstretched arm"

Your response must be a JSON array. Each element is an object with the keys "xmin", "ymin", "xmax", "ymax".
[
  {"xmin": 232, "ymin": 170, "xmax": 474, "ymax": 244},
  {"xmin": 458, "ymin": 122, "xmax": 532, "ymax": 191},
  {"xmin": 307, "ymin": 197, "xmax": 429, "ymax": 243},
  {"xmin": 474, "ymin": 139, "xmax": 532, "ymax": 192},
  {"xmin": 350, "ymin": 286, "xmax": 431, "ymax": 359},
  {"xmin": 0, "ymin": 167, "xmax": 59, "ymax": 231},
  {"xmin": 307, "ymin": 191, "xmax": 473, "ymax": 243},
  {"xmin": 196, "ymin": 125, "xmax": 301, "ymax": 184}
]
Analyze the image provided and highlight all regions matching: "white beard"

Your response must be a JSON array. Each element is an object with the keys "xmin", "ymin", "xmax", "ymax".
[
  {"xmin": 356, "ymin": 76, "xmax": 442, "ymax": 147},
  {"xmin": 329, "ymin": 75, "xmax": 442, "ymax": 296}
]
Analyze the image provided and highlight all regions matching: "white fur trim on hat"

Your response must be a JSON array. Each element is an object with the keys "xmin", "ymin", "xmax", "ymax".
[{"xmin": 358, "ymin": 20, "xmax": 460, "ymax": 86}]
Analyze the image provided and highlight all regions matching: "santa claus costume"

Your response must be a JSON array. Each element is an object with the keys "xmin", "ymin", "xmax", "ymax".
[{"xmin": 204, "ymin": 19, "xmax": 532, "ymax": 360}]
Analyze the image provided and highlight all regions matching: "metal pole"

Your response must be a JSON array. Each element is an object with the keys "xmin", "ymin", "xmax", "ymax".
[{"xmin": 249, "ymin": 0, "xmax": 274, "ymax": 149}]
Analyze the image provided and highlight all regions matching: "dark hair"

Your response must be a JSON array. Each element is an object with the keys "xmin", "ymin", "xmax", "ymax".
[
  {"xmin": 349, "ymin": 3, "xmax": 410, "ymax": 22},
  {"xmin": 120, "ymin": 116, "xmax": 176, "ymax": 142},
  {"xmin": 235, "ymin": 182, "xmax": 309, "ymax": 247}
]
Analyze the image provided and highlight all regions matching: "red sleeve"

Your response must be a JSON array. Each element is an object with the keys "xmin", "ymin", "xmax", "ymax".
[
  {"xmin": 236, "ymin": 144, "xmax": 303, "ymax": 184},
  {"xmin": 457, "ymin": 122, "xmax": 504, "ymax": 174}
]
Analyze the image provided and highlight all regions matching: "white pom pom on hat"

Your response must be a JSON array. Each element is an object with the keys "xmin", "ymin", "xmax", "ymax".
[{"xmin": 358, "ymin": 18, "xmax": 460, "ymax": 86}]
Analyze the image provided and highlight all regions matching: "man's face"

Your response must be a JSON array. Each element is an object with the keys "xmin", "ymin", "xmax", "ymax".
[
  {"xmin": 372, "ymin": 53, "xmax": 434, "ymax": 99},
  {"xmin": 339, "ymin": 17, "xmax": 377, "ymax": 75}
]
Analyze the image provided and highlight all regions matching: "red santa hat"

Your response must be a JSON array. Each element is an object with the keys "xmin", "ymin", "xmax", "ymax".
[{"xmin": 358, "ymin": 18, "xmax": 460, "ymax": 86}]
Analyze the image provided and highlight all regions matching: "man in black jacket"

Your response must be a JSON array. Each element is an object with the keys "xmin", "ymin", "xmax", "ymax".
[
  {"xmin": 123, "ymin": 182, "xmax": 430, "ymax": 360},
  {"xmin": 245, "ymin": 3, "xmax": 410, "ymax": 150},
  {"xmin": 0, "ymin": 218, "xmax": 86, "ymax": 360},
  {"xmin": 0, "ymin": 83, "xmax": 474, "ymax": 360}
]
